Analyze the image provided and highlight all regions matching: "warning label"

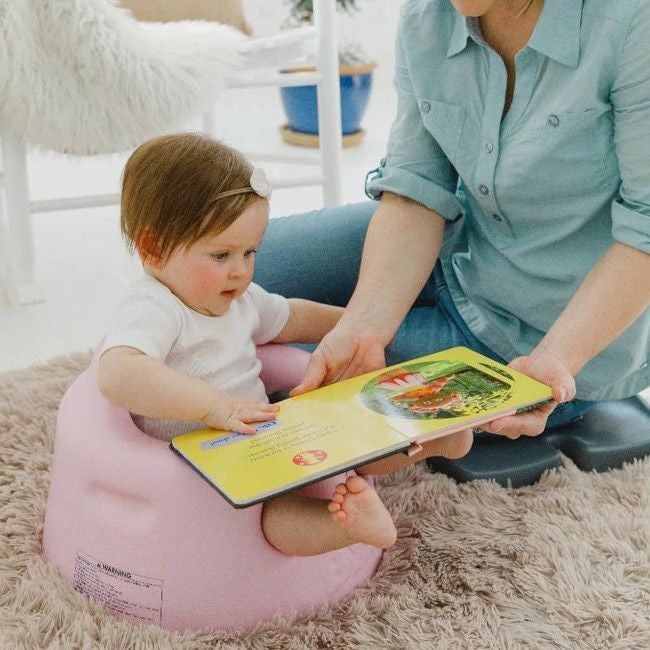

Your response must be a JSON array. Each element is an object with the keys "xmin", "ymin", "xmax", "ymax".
[{"xmin": 73, "ymin": 550, "xmax": 163, "ymax": 625}]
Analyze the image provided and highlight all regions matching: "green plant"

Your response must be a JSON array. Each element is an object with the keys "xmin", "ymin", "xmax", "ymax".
[
  {"xmin": 283, "ymin": 0, "xmax": 370, "ymax": 66},
  {"xmin": 287, "ymin": 0, "xmax": 359, "ymax": 21}
]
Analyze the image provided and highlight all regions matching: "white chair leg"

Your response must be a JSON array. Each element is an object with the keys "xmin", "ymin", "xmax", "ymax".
[
  {"xmin": 314, "ymin": 0, "xmax": 342, "ymax": 207},
  {"xmin": 0, "ymin": 134, "xmax": 43, "ymax": 304}
]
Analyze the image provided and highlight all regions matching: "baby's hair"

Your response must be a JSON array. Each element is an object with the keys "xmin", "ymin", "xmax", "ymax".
[{"xmin": 121, "ymin": 133, "xmax": 262, "ymax": 262}]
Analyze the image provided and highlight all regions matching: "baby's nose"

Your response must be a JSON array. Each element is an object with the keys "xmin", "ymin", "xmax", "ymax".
[{"xmin": 229, "ymin": 257, "xmax": 248, "ymax": 277}]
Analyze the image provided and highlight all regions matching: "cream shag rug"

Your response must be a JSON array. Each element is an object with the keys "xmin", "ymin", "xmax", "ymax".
[{"xmin": 1, "ymin": 353, "xmax": 649, "ymax": 649}]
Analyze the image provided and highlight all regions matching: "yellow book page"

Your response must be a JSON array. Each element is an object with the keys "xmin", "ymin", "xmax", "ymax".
[
  {"xmin": 357, "ymin": 346, "xmax": 553, "ymax": 440},
  {"xmin": 172, "ymin": 397, "xmax": 407, "ymax": 506}
]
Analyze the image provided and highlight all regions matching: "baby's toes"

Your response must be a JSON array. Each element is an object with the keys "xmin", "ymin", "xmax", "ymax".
[
  {"xmin": 333, "ymin": 483, "xmax": 349, "ymax": 496},
  {"xmin": 328, "ymin": 501, "xmax": 341, "ymax": 513},
  {"xmin": 345, "ymin": 475, "xmax": 369, "ymax": 494},
  {"xmin": 330, "ymin": 492, "xmax": 344, "ymax": 504}
]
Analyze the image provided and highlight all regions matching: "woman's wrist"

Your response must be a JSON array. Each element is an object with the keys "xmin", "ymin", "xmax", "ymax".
[
  {"xmin": 534, "ymin": 339, "xmax": 584, "ymax": 378},
  {"xmin": 336, "ymin": 311, "xmax": 395, "ymax": 349}
]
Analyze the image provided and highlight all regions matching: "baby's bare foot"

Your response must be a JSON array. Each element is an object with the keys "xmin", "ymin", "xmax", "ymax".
[{"xmin": 328, "ymin": 475, "xmax": 397, "ymax": 549}]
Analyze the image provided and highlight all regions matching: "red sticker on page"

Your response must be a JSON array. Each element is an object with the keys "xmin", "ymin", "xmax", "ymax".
[{"xmin": 292, "ymin": 450, "xmax": 328, "ymax": 466}]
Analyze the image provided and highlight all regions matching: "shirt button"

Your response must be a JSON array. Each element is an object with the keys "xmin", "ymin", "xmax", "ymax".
[
  {"xmin": 548, "ymin": 114, "xmax": 560, "ymax": 127},
  {"xmin": 492, "ymin": 213, "xmax": 503, "ymax": 222},
  {"xmin": 420, "ymin": 100, "xmax": 431, "ymax": 113},
  {"xmin": 479, "ymin": 184, "xmax": 490, "ymax": 195},
  {"xmin": 485, "ymin": 142, "xmax": 494, "ymax": 153}
]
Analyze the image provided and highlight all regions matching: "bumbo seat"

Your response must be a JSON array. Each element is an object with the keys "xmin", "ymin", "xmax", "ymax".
[{"xmin": 42, "ymin": 344, "xmax": 382, "ymax": 632}]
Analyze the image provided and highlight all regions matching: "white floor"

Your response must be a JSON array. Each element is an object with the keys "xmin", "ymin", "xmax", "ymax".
[{"xmin": 0, "ymin": 84, "xmax": 395, "ymax": 372}]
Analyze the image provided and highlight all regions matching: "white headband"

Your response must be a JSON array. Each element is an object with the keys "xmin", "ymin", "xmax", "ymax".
[
  {"xmin": 210, "ymin": 167, "xmax": 272, "ymax": 201},
  {"xmin": 249, "ymin": 167, "xmax": 272, "ymax": 198}
]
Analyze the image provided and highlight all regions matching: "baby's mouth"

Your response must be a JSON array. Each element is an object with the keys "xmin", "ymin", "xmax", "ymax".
[{"xmin": 221, "ymin": 289, "xmax": 238, "ymax": 299}]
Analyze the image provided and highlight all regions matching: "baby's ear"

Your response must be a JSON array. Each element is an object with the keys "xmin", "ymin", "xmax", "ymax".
[{"xmin": 135, "ymin": 229, "xmax": 163, "ymax": 267}]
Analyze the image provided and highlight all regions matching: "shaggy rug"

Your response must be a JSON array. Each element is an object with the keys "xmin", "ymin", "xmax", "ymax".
[{"xmin": 1, "ymin": 353, "xmax": 649, "ymax": 649}]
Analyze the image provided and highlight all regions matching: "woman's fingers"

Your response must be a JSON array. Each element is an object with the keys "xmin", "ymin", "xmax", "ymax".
[
  {"xmin": 342, "ymin": 344, "xmax": 386, "ymax": 381},
  {"xmin": 483, "ymin": 401, "xmax": 557, "ymax": 438},
  {"xmin": 508, "ymin": 354, "xmax": 576, "ymax": 403},
  {"xmin": 291, "ymin": 332, "xmax": 386, "ymax": 394},
  {"xmin": 482, "ymin": 351, "xmax": 576, "ymax": 439},
  {"xmin": 290, "ymin": 351, "xmax": 329, "ymax": 395},
  {"xmin": 551, "ymin": 376, "xmax": 576, "ymax": 404}
]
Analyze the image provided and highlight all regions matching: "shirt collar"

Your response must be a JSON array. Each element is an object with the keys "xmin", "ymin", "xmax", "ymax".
[
  {"xmin": 446, "ymin": 12, "xmax": 472, "ymax": 58},
  {"xmin": 528, "ymin": 0, "xmax": 582, "ymax": 68},
  {"xmin": 446, "ymin": 0, "xmax": 582, "ymax": 68}
]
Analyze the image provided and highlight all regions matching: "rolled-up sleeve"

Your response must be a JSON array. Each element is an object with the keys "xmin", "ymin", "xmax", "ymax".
[
  {"xmin": 365, "ymin": 16, "xmax": 462, "ymax": 221},
  {"xmin": 610, "ymin": 0, "xmax": 650, "ymax": 254}
]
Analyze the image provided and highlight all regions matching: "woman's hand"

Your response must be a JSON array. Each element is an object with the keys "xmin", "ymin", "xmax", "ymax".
[
  {"xmin": 290, "ymin": 323, "xmax": 387, "ymax": 395},
  {"xmin": 481, "ymin": 350, "xmax": 576, "ymax": 439},
  {"xmin": 204, "ymin": 394, "xmax": 279, "ymax": 435}
]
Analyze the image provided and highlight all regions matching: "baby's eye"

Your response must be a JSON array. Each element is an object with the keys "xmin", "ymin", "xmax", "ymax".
[
  {"xmin": 211, "ymin": 251, "xmax": 229, "ymax": 261},
  {"xmin": 243, "ymin": 248, "xmax": 257, "ymax": 258}
]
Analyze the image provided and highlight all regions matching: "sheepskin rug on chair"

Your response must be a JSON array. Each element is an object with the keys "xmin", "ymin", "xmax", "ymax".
[
  {"xmin": 2, "ymin": 353, "xmax": 650, "ymax": 648},
  {"xmin": 0, "ymin": 0, "xmax": 311, "ymax": 154}
]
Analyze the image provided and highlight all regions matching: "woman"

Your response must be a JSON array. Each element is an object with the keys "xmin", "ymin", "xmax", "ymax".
[{"xmin": 255, "ymin": 0, "xmax": 650, "ymax": 470}]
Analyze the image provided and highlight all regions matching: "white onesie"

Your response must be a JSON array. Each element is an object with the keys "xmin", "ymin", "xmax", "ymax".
[{"xmin": 100, "ymin": 275, "xmax": 290, "ymax": 441}]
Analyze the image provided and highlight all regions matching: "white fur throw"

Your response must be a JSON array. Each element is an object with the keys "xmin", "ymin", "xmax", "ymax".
[{"xmin": 0, "ymin": 0, "xmax": 314, "ymax": 154}]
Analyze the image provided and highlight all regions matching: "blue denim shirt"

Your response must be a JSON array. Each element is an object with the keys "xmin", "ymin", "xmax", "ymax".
[{"xmin": 367, "ymin": 0, "xmax": 650, "ymax": 400}]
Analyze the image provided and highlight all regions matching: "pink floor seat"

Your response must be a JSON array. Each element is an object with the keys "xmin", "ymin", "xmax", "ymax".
[{"xmin": 42, "ymin": 344, "xmax": 382, "ymax": 632}]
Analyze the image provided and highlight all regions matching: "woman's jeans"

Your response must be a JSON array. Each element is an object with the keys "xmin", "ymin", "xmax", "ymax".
[{"xmin": 254, "ymin": 201, "xmax": 593, "ymax": 431}]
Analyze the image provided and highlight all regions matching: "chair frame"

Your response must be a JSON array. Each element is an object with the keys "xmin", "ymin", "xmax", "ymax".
[{"xmin": 0, "ymin": 0, "xmax": 342, "ymax": 305}]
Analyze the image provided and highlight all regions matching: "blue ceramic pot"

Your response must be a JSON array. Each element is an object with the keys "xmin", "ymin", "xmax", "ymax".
[{"xmin": 280, "ymin": 63, "xmax": 376, "ymax": 135}]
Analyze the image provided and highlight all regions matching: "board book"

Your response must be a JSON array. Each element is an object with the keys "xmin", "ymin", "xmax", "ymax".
[{"xmin": 170, "ymin": 346, "xmax": 553, "ymax": 508}]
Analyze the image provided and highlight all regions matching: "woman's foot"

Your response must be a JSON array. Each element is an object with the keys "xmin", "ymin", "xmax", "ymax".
[{"xmin": 328, "ymin": 475, "xmax": 397, "ymax": 549}]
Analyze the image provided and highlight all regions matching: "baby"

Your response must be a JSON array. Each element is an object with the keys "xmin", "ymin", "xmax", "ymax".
[{"xmin": 97, "ymin": 133, "xmax": 396, "ymax": 555}]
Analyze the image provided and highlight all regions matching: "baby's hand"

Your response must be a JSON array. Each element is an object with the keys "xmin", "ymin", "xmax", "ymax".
[{"xmin": 204, "ymin": 394, "xmax": 279, "ymax": 435}]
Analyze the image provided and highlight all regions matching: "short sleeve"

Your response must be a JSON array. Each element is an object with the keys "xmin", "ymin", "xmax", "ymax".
[
  {"xmin": 247, "ymin": 283, "xmax": 290, "ymax": 345},
  {"xmin": 100, "ymin": 282, "xmax": 182, "ymax": 360},
  {"xmin": 365, "ymin": 12, "xmax": 462, "ymax": 221},
  {"xmin": 610, "ymin": 0, "xmax": 650, "ymax": 254}
]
